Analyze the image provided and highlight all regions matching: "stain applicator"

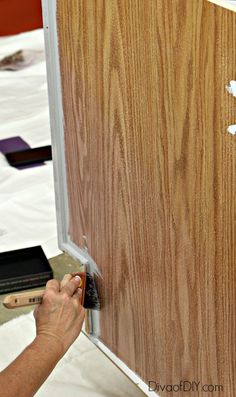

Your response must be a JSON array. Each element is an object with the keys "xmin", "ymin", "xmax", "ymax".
[{"xmin": 1, "ymin": 272, "xmax": 100, "ymax": 310}]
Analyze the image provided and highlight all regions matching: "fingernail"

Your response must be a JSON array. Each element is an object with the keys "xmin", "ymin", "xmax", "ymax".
[{"xmin": 74, "ymin": 275, "xmax": 81, "ymax": 283}]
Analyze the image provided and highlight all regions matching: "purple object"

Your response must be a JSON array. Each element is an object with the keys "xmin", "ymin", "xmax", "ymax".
[
  {"xmin": 0, "ymin": 137, "xmax": 44, "ymax": 169},
  {"xmin": 0, "ymin": 136, "xmax": 29, "ymax": 154}
]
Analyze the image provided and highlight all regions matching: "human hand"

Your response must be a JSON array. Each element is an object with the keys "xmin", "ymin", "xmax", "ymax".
[{"xmin": 33, "ymin": 274, "xmax": 85, "ymax": 357}]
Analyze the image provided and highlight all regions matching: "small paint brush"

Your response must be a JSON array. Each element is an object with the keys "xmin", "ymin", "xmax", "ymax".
[{"xmin": 1, "ymin": 272, "xmax": 100, "ymax": 310}]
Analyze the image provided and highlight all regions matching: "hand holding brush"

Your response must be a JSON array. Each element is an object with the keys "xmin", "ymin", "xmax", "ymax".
[
  {"xmin": 2, "ymin": 271, "xmax": 100, "ymax": 310},
  {"xmin": 0, "ymin": 274, "xmax": 86, "ymax": 397}
]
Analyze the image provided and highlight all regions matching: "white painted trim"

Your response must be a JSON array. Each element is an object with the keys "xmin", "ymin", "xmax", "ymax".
[
  {"xmin": 41, "ymin": 0, "xmax": 69, "ymax": 250},
  {"xmin": 41, "ymin": 2, "xmax": 156, "ymax": 396},
  {"xmin": 87, "ymin": 335, "xmax": 160, "ymax": 397}
]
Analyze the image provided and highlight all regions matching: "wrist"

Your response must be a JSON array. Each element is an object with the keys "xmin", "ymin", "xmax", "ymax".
[{"xmin": 30, "ymin": 333, "xmax": 64, "ymax": 361}]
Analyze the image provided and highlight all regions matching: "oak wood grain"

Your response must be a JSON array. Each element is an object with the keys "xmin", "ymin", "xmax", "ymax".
[{"xmin": 57, "ymin": 1, "xmax": 236, "ymax": 395}]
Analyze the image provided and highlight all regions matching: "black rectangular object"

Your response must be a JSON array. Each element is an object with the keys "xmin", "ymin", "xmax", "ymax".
[
  {"xmin": 0, "ymin": 246, "xmax": 53, "ymax": 294},
  {"xmin": 5, "ymin": 145, "xmax": 52, "ymax": 167}
]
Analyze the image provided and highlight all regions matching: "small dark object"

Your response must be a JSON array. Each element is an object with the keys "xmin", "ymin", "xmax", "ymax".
[
  {"xmin": 5, "ymin": 145, "xmax": 52, "ymax": 167},
  {"xmin": 0, "ymin": 50, "xmax": 24, "ymax": 70},
  {"xmin": 0, "ymin": 246, "xmax": 53, "ymax": 294}
]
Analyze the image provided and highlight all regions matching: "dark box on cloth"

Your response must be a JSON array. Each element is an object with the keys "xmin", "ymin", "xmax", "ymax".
[{"xmin": 0, "ymin": 246, "xmax": 53, "ymax": 294}]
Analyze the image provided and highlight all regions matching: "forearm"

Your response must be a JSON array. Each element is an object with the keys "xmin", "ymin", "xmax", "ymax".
[{"xmin": 0, "ymin": 334, "xmax": 63, "ymax": 397}]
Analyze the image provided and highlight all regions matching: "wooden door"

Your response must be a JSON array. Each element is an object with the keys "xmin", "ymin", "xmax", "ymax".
[{"xmin": 56, "ymin": 1, "xmax": 236, "ymax": 395}]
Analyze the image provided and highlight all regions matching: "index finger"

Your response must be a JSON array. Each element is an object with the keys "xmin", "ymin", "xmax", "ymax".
[{"xmin": 60, "ymin": 275, "xmax": 82, "ymax": 297}]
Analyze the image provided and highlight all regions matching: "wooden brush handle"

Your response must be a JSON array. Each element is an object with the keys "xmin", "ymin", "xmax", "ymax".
[{"xmin": 3, "ymin": 290, "xmax": 44, "ymax": 309}]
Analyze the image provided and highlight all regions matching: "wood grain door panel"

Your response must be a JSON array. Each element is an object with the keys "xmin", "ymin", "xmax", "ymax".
[{"xmin": 57, "ymin": 1, "xmax": 236, "ymax": 395}]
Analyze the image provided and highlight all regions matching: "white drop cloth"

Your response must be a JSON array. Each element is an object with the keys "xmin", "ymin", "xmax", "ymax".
[{"xmin": 0, "ymin": 29, "xmax": 60, "ymax": 258}]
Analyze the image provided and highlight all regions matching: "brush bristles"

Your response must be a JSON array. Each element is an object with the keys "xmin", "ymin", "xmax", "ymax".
[{"xmin": 84, "ymin": 272, "xmax": 100, "ymax": 310}]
